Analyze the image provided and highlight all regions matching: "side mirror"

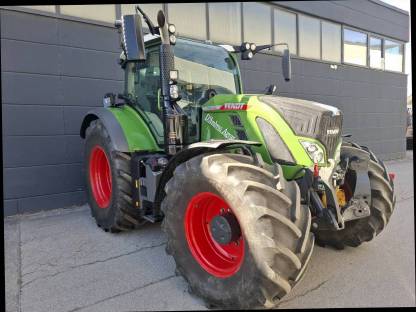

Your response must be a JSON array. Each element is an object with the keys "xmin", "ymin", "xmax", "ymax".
[
  {"xmin": 282, "ymin": 49, "xmax": 291, "ymax": 81},
  {"xmin": 120, "ymin": 14, "xmax": 146, "ymax": 61},
  {"xmin": 103, "ymin": 93, "xmax": 116, "ymax": 107}
]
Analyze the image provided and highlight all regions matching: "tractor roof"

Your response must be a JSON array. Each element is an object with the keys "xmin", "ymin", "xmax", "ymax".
[{"xmin": 143, "ymin": 33, "xmax": 235, "ymax": 53}]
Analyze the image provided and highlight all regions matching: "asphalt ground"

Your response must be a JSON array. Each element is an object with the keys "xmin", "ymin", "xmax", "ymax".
[{"xmin": 4, "ymin": 151, "xmax": 415, "ymax": 311}]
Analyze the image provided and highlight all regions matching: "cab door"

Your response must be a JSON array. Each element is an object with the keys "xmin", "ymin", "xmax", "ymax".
[{"xmin": 124, "ymin": 47, "xmax": 164, "ymax": 145}]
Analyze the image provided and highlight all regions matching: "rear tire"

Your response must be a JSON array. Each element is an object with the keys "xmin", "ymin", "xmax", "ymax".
[
  {"xmin": 314, "ymin": 142, "xmax": 395, "ymax": 249},
  {"xmin": 85, "ymin": 119, "xmax": 143, "ymax": 232},
  {"xmin": 161, "ymin": 153, "xmax": 314, "ymax": 309}
]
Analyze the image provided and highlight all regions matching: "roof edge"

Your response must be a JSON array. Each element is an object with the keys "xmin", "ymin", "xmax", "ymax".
[{"xmin": 368, "ymin": 0, "xmax": 409, "ymax": 16}]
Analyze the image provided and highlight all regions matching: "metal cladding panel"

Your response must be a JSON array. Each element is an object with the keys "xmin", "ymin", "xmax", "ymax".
[{"xmin": 1, "ymin": 9, "xmax": 123, "ymax": 214}]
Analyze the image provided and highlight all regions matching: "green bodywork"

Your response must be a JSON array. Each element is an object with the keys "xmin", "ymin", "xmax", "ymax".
[
  {"xmin": 201, "ymin": 95, "xmax": 322, "ymax": 180},
  {"xmin": 106, "ymin": 93, "xmax": 339, "ymax": 180},
  {"xmin": 101, "ymin": 38, "xmax": 341, "ymax": 181},
  {"xmin": 108, "ymin": 105, "xmax": 162, "ymax": 153}
]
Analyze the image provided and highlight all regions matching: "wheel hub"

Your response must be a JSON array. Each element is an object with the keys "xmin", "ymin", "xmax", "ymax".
[
  {"xmin": 210, "ymin": 212, "xmax": 241, "ymax": 245},
  {"xmin": 184, "ymin": 192, "xmax": 244, "ymax": 278}
]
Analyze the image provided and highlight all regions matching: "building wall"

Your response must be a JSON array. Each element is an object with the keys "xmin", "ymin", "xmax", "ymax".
[
  {"xmin": 275, "ymin": 0, "xmax": 409, "ymax": 42},
  {"xmin": 1, "ymin": 3, "xmax": 409, "ymax": 215},
  {"xmin": 1, "ymin": 9, "xmax": 124, "ymax": 215}
]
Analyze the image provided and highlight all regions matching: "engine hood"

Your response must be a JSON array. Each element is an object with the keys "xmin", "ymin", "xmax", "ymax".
[{"xmin": 258, "ymin": 95, "xmax": 343, "ymax": 158}]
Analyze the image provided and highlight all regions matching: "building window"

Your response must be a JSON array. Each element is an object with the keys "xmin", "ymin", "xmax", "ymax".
[
  {"xmin": 343, "ymin": 28, "xmax": 367, "ymax": 66},
  {"xmin": 121, "ymin": 3, "xmax": 162, "ymax": 28},
  {"xmin": 321, "ymin": 21, "xmax": 341, "ymax": 63},
  {"xmin": 208, "ymin": 3, "xmax": 241, "ymax": 45},
  {"xmin": 369, "ymin": 36, "xmax": 383, "ymax": 69},
  {"xmin": 60, "ymin": 5, "xmax": 116, "ymax": 23},
  {"xmin": 384, "ymin": 39, "xmax": 403, "ymax": 72},
  {"xmin": 21, "ymin": 6, "xmax": 56, "ymax": 13},
  {"xmin": 298, "ymin": 14, "xmax": 320, "ymax": 59},
  {"xmin": 274, "ymin": 8, "xmax": 297, "ymax": 54},
  {"xmin": 243, "ymin": 2, "xmax": 271, "ymax": 45},
  {"xmin": 167, "ymin": 3, "xmax": 207, "ymax": 40}
]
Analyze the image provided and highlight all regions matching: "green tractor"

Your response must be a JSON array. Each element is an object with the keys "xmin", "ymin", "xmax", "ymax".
[{"xmin": 80, "ymin": 7, "xmax": 396, "ymax": 309}]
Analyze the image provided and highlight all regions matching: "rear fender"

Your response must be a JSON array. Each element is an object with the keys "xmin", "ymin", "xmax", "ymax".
[
  {"xmin": 80, "ymin": 106, "xmax": 161, "ymax": 153},
  {"xmin": 80, "ymin": 108, "xmax": 129, "ymax": 152}
]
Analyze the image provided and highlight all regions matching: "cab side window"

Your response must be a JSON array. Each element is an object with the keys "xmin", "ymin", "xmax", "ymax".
[
  {"xmin": 129, "ymin": 50, "xmax": 161, "ymax": 115},
  {"xmin": 125, "ymin": 49, "xmax": 164, "ymax": 141}
]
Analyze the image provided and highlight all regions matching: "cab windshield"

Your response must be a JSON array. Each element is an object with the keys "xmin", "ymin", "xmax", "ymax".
[
  {"xmin": 174, "ymin": 39, "xmax": 240, "ymax": 99},
  {"xmin": 125, "ymin": 38, "xmax": 240, "ymax": 145}
]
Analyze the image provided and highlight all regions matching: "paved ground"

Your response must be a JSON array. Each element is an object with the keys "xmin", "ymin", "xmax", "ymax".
[{"xmin": 5, "ymin": 151, "xmax": 415, "ymax": 311}]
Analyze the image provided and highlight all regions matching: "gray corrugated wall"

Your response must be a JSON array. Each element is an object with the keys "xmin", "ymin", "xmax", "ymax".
[
  {"xmin": 1, "ymin": 9, "xmax": 124, "ymax": 215},
  {"xmin": 1, "ymin": 5, "xmax": 408, "ymax": 215}
]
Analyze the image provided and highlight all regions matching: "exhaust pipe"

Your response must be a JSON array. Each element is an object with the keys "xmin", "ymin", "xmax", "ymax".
[{"xmin": 157, "ymin": 10, "xmax": 187, "ymax": 155}]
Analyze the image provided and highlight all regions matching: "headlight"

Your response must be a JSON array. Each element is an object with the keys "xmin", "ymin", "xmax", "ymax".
[
  {"xmin": 306, "ymin": 144, "xmax": 318, "ymax": 153},
  {"xmin": 170, "ymin": 84, "xmax": 179, "ymax": 100},
  {"xmin": 169, "ymin": 70, "xmax": 178, "ymax": 82},
  {"xmin": 300, "ymin": 140, "xmax": 325, "ymax": 164},
  {"xmin": 168, "ymin": 24, "xmax": 176, "ymax": 34},
  {"xmin": 169, "ymin": 35, "xmax": 176, "ymax": 45},
  {"xmin": 250, "ymin": 43, "xmax": 256, "ymax": 51}
]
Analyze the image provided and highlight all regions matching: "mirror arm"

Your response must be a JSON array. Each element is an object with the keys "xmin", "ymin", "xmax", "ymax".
[
  {"xmin": 254, "ymin": 43, "xmax": 289, "ymax": 54},
  {"xmin": 232, "ymin": 42, "xmax": 289, "ymax": 54},
  {"xmin": 117, "ymin": 93, "xmax": 135, "ymax": 106},
  {"xmin": 136, "ymin": 5, "xmax": 160, "ymax": 35}
]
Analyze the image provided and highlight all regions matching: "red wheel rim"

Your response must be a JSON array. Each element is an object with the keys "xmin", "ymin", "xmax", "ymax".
[
  {"xmin": 184, "ymin": 192, "xmax": 244, "ymax": 278},
  {"xmin": 89, "ymin": 145, "xmax": 112, "ymax": 208}
]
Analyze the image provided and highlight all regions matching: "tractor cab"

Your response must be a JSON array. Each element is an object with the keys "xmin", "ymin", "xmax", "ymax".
[
  {"xmin": 109, "ymin": 8, "xmax": 292, "ymax": 156},
  {"xmin": 122, "ymin": 37, "xmax": 242, "ymax": 146}
]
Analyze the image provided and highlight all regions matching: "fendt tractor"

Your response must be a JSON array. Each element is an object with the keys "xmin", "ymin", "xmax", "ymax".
[{"xmin": 80, "ymin": 7, "xmax": 396, "ymax": 309}]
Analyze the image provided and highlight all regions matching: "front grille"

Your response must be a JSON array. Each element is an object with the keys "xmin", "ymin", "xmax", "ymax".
[{"xmin": 317, "ymin": 113, "xmax": 343, "ymax": 158}]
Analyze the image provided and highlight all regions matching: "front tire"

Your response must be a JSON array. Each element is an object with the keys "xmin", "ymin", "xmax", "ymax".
[
  {"xmin": 314, "ymin": 142, "xmax": 396, "ymax": 249},
  {"xmin": 161, "ymin": 153, "xmax": 314, "ymax": 309},
  {"xmin": 85, "ymin": 119, "xmax": 143, "ymax": 232}
]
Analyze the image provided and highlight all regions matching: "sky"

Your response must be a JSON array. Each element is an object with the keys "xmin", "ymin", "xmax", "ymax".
[{"xmin": 380, "ymin": 0, "xmax": 412, "ymax": 96}]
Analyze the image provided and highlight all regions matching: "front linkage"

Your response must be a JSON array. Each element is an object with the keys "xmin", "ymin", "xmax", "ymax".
[{"xmin": 295, "ymin": 146, "xmax": 373, "ymax": 233}]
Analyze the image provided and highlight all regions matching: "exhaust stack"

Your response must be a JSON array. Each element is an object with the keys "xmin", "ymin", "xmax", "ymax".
[{"xmin": 156, "ymin": 10, "xmax": 187, "ymax": 155}]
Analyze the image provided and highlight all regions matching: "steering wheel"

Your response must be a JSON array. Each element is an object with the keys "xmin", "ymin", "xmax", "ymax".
[{"xmin": 198, "ymin": 88, "xmax": 217, "ymax": 105}]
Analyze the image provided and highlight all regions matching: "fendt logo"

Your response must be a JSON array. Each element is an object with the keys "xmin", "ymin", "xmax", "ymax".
[
  {"xmin": 222, "ymin": 103, "xmax": 247, "ymax": 110},
  {"xmin": 203, "ymin": 103, "xmax": 247, "ymax": 112},
  {"xmin": 326, "ymin": 128, "xmax": 340, "ymax": 135}
]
